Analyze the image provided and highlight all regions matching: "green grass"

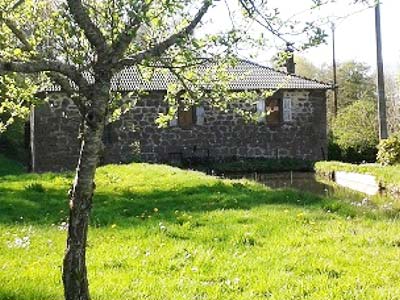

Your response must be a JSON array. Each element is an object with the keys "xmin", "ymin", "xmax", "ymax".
[
  {"xmin": 0, "ymin": 153, "xmax": 25, "ymax": 176},
  {"xmin": 315, "ymin": 161, "xmax": 400, "ymax": 187},
  {"xmin": 191, "ymin": 158, "xmax": 314, "ymax": 174},
  {"xmin": 1, "ymin": 163, "xmax": 400, "ymax": 299}
]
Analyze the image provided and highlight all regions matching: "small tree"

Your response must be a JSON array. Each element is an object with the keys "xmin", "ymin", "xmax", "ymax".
[
  {"xmin": 0, "ymin": 75, "xmax": 37, "ymax": 131},
  {"xmin": 336, "ymin": 61, "xmax": 376, "ymax": 108},
  {"xmin": 290, "ymin": 59, "xmax": 377, "ymax": 121},
  {"xmin": 331, "ymin": 100, "xmax": 379, "ymax": 162},
  {"xmin": 0, "ymin": 74, "xmax": 39, "ymax": 162},
  {"xmin": 294, "ymin": 55, "xmax": 324, "ymax": 80}
]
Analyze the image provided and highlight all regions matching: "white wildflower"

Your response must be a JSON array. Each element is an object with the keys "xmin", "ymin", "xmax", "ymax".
[
  {"xmin": 159, "ymin": 222, "xmax": 167, "ymax": 231},
  {"xmin": 7, "ymin": 236, "xmax": 30, "ymax": 249},
  {"xmin": 58, "ymin": 221, "xmax": 68, "ymax": 231}
]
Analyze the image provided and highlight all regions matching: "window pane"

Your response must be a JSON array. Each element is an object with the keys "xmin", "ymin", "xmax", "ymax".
[{"xmin": 282, "ymin": 97, "xmax": 292, "ymax": 122}]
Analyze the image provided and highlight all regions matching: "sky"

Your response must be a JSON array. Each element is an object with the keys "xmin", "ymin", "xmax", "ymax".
[
  {"xmin": 203, "ymin": 0, "xmax": 400, "ymax": 74},
  {"xmin": 301, "ymin": 0, "xmax": 400, "ymax": 73}
]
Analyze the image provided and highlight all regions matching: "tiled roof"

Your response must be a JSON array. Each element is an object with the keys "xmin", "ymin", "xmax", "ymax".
[
  {"xmin": 48, "ymin": 59, "xmax": 331, "ymax": 92},
  {"xmin": 111, "ymin": 60, "xmax": 331, "ymax": 91}
]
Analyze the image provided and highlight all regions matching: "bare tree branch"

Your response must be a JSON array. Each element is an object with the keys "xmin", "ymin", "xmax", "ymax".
[
  {"xmin": 0, "ymin": 15, "xmax": 33, "ymax": 51},
  {"xmin": 166, "ymin": 65, "xmax": 198, "ymax": 100},
  {"xmin": 110, "ymin": 3, "xmax": 153, "ymax": 60},
  {"xmin": 10, "ymin": 0, "xmax": 25, "ymax": 10},
  {"xmin": 116, "ymin": 0, "xmax": 212, "ymax": 69},
  {"xmin": 238, "ymin": 0, "xmax": 295, "ymax": 48},
  {"xmin": 0, "ymin": 60, "xmax": 86, "ymax": 87},
  {"xmin": 48, "ymin": 72, "xmax": 87, "ymax": 113},
  {"xmin": 48, "ymin": 72, "xmax": 75, "ymax": 95},
  {"xmin": 140, "ymin": 59, "xmax": 209, "ymax": 69},
  {"xmin": 66, "ymin": 0, "xmax": 109, "ymax": 56},
  {"xmin": 0, "ymin": 12, "xmax": 88, "ymax": 93}
]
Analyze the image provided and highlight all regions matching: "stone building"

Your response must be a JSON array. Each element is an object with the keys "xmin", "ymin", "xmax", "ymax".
[{"xmin": 30, "ymin": 60, "xmax": 330, "ymax": 172}]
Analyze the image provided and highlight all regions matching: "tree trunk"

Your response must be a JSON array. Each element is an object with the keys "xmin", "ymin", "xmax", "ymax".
[{"xmin": 62, "ymin": 85, "xmax": 108, "ymax": 300}]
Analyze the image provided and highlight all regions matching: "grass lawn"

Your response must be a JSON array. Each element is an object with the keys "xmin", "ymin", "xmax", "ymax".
[
  {"xmin": 191, "ymin": 158, "xmax": 314, "ymax": 174},
  {"xmin": 1, "ymin": 160, "xmax": 400, "ymax": 299}
]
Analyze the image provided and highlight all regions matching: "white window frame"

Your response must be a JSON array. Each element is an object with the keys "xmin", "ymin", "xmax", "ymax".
[
  {"xmin": 256, "ymin": 99, "xmax": 266, "ymax": 122},
  {"xmin": 282, "ymin": 96, "xmax": 292, "ymax": 122},
  {"xmin": 195, "ymin": 106, "xmax": 205, "ymax": 125}
]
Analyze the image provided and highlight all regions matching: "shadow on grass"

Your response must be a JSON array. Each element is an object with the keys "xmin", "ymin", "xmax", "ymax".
[
  {"xmin": 0, "ymin": 288, "xmax": 62, "ymax": 300},
  {"xmin": 92, "ymin": 183, "xmax": 325, "ymax": 225},
  {"xmin": 0, "ymin": 174, "xmax": 382, "ymax": 226},
  {"xmin": 0, "ymin": 175, "xmax": 322, "ymax": 224},
  {"xmin": 0, "ymin": 184, "xmax": 68, "ymax": 224}
]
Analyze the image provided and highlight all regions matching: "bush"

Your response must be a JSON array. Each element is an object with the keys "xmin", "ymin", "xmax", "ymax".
[
  {"xmin": 327, "ymin": 131, "xmax": 343, "ymax": 161},
  {"xmin": 328, "ymin": 137, "xmax": 377, "ymax": 163},
  {"xmin": 0, "ymin": 118, "xmax": 29, "ymax": 164},
  {"xmin": 377, "ymin": 132, "xmax": 400, "ymax": 165},
  {"xmin": 0, "ymin": 154, "xmax": 24, "ymax": 176},
  {"xmin": 330, "ymin": 100, "xmax": 378, "ymax": 163}
]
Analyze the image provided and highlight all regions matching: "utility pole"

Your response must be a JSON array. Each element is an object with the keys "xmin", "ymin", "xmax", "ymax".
[
  {"xmin": 331, "ymin": 22, "xmax": 338, "ymax": 118},
  {"xmin": 375, "ymin": 1, "xmax": 388, "ymax": 139}
]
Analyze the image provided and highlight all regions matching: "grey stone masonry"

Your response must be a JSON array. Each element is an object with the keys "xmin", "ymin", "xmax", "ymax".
[{"xmin": 31, "ymin": 89, "xmax": 327, "ymax": 172}]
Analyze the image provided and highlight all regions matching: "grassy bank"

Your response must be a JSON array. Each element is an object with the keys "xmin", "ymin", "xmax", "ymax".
[
  {"xmin": 1, "ymin": 162, "xmax": 400, "ymax": 299},
  {"xmin": 315, "ymin": 161, "xmax": 400, "ymax": 187},
  {"xmin": 191, "ymin": 158, "xmax": 313, "ymax": 174}
]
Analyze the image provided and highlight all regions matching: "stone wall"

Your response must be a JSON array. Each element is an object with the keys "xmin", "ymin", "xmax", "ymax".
[
  {"xmin": 31, "ymin": 95, "xmax": 81, "ymax": 172},
  {"xmin": 31, "ymin": 89, "xmax": 327, "ymax": 172}
]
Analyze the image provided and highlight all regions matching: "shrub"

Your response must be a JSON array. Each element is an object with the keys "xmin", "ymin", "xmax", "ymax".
[
  {"xmin": 327, "ymin": 131, "xmax": 343, "ymax": 161},
  {"xmin": 330, "ymin": 100, "xmax": 378, "ymax": 163},
  {"xmin": 0, "ymin": 118, "xmax": 29, "ymax": 164},
  {"xmin": 0, "ymin": 154, "xmax": 24, "ymax": 176},
  {"xmin": 377, "ymin": 132, "xmax": 400, "ymax": 165}
]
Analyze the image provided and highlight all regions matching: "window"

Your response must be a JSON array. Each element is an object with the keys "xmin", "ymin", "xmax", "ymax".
[
  {"xmin": 178, "ymin": 105, "xmax": 196, "ymax": 129},
  {"xmin": 170, "ymin": 105, "xmax": 205, "ymax": 128},
  {"xmin": 282, "ymin": 96, "xmax": 292, "ymax": 122},
  {"xmin": 266, "ymin": 98, "xmax": 280, "ymax": 124},
  {"xmin": 257, "ymin": 95, "xmax": 292, "ymax": 124}
]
